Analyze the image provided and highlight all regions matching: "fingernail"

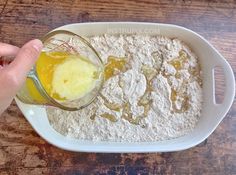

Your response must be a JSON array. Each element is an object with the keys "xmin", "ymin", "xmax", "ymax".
[{"xmin": 32, "ymin": 39, "xmax": 43, "ymax": 52}]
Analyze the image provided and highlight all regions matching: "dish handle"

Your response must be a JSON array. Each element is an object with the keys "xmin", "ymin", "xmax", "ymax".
[{"xmin": 213, "ymin": 54, "xmax": 235, "ymax": 117}]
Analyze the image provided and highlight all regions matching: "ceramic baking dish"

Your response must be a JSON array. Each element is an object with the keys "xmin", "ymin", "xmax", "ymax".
[{"xmin": 15, "ymin": 22, "xmax": 235, "ymax": 152}]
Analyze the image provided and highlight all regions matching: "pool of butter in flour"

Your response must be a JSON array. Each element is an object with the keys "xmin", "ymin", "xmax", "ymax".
[{"xmin": 47, "ymin": 34, "xmax": 203, "ymax": 142}]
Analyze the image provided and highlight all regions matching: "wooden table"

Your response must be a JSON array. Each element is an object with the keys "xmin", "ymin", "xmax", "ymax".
[{"xmin": 0, "ymin": 0, "xmax": 235, "ymax": 174}]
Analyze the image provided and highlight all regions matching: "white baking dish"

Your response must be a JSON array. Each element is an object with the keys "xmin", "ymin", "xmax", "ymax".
[{"xmin": 15, "ymin": 22, "xmax": 235, "ymax": 152}]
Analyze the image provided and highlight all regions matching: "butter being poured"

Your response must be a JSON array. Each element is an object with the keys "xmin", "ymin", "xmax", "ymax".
[{"xmin": 36, "ymin": 51, "xmax": 98, "ymax": 101}]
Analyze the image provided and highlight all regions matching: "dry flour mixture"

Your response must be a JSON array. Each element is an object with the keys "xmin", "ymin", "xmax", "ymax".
[{"xmin": 47, "ymin": 34, "xmax": 203, "ymax": 142}]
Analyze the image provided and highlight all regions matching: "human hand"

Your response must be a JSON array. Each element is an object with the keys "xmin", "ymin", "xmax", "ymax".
[{"xmin": 0, "ymin": 39, "xmax": 43, "ymax": 114}]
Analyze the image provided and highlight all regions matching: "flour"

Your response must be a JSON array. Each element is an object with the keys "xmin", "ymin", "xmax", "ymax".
[{"xmin": 47, "ymin": 34, "xmax": 203, "ymax": 142}]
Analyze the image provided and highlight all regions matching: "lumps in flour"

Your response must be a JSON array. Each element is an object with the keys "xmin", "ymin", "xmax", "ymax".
[{"xmin": 47, "ymin": 34, "xmax": 203, "ymax": 142}]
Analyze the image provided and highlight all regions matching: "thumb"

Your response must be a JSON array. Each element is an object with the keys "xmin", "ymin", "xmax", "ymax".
[{"xmin": 8, "ymin": 39, "xmax": 43, "ymax": 83}]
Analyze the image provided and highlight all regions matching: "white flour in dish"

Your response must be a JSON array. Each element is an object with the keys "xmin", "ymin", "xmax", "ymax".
[{"xmin": 47, "ymin": 34, "xmax": 203, "ymax": 142}]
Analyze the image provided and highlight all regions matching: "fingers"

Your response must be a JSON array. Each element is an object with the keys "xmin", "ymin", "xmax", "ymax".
[
  {"xmin": 7, "ymin": 39, "xmax": 43, "ymax": 83},
  {"xmin": 0, "ymin": 39, "xmax": 43, "ymax": 114},
  {"xmin": 0, "ymin": 42, "xmax": 19, "ymax": 56}
]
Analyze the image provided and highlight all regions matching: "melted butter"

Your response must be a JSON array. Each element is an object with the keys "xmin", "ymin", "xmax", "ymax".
[
  {"xmin": 35, "ymin": 51, "xmax": 68, "ymax": 101},
  {"xmin": 104, "ymin": 56, "xmax": 126, "ymax": 80},
  {"xmin": 121, "ymin": 100, "xmax": 151, "ymax": 126},
  {"xmin": 89, "ymin": 50, "xmax": 200, "ymax": 124},
  {"xmin": 170, "ymin": 88, "xmax": 188, "ymax": 113},
  {"xmin": 35, "ymin": 51, "xmax": 98, "ymax": 101},
  {"xmin": 167, "ymin": 50, "xmax": 192, "ymax": 113},
  {"xmin": 141, "ymin": 65, "xmax": 157, "ymax": 83},
  {"xmin": 171, "ymin": 89, "xmax": 177, "ymax": 101},
  {"xmin": 104, "ymin": 103, "xmax": 121, "ymax": 112},
  {"xmin": 136, "ymin": 64, "xmax": 159, "ymax": 120},
  {"xmin": 151, "ymin": 51, "xmax": 164, "ymax": 72},
  {"xmin": 90, "ymin": 114, "xmax": 96, "ymax": 120},
  {"xmin": 170, "ymin": 60, "xmax": 181, "ymax": 70},
  {"xmin": 188, "ymin": 66, "xmax": 203, "ymax": 87},
  {"xmin": 117, "ymin": 64, "xmax": 159, "ymax": 126},
  {"xmin": 99, "ymin": 93, "xmax": 121, "ymax": 112},
  {"xmin": 121, "ymin": 103, "xmax": 140, "ymax": 125},
  {"xmin": 100, "ymin": 113, "xmax": 118, "ymax": 122},
  {"xmin": 169, "ymin": 50, "xmax": 188, "ymax": 71},
  {"xmin": 143, "ymin": 101, "xmax": 152, "ymax": 116},
  {"xmin": 182, "ymin": 96, "xmax": 189, "ymax": 112},
  {"xmin": 89, "ymin": 56, "xmax": 127, "ymax": 123},
  {"xmin": 138, "ymin": 91, "xmax": 150, "ymax": 106}
]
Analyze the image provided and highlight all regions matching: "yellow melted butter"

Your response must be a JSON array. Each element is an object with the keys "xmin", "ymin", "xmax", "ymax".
[
  {"xmin": 27, "ymin": 51, "xmax": 98, "ymax": 102},
  {"xmin": 51, "ymin": 55, "xmax": 98, "ymax": 100},
  {"xmin": 104, "ymin": 56, "xmax": 126, "ymax": 80}
]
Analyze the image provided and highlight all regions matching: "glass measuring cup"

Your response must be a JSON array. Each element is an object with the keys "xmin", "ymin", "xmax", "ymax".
[{"xmin": 16, "ymin": 30, "xmax": 104, "ymax": 111}]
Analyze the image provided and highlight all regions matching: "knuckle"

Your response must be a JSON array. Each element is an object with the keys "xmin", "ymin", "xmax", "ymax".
[
  {"xmin": 4, "ymin": 70, "xmax": 20, "ymax": 87},
  {"xmin": 21, "ymin": 46, "xmax": 39, "ymax": 59}
]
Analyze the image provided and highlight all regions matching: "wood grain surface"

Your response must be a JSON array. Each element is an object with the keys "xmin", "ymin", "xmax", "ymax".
[{"xmin": 0, "ymin": 0, "xmax": 236, "ymax": 174}]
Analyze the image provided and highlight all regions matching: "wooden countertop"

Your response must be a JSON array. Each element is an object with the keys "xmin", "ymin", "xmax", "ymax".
[{"xmin": 0, "ymin": 0, "xmax": 235, "ymax": 174}]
